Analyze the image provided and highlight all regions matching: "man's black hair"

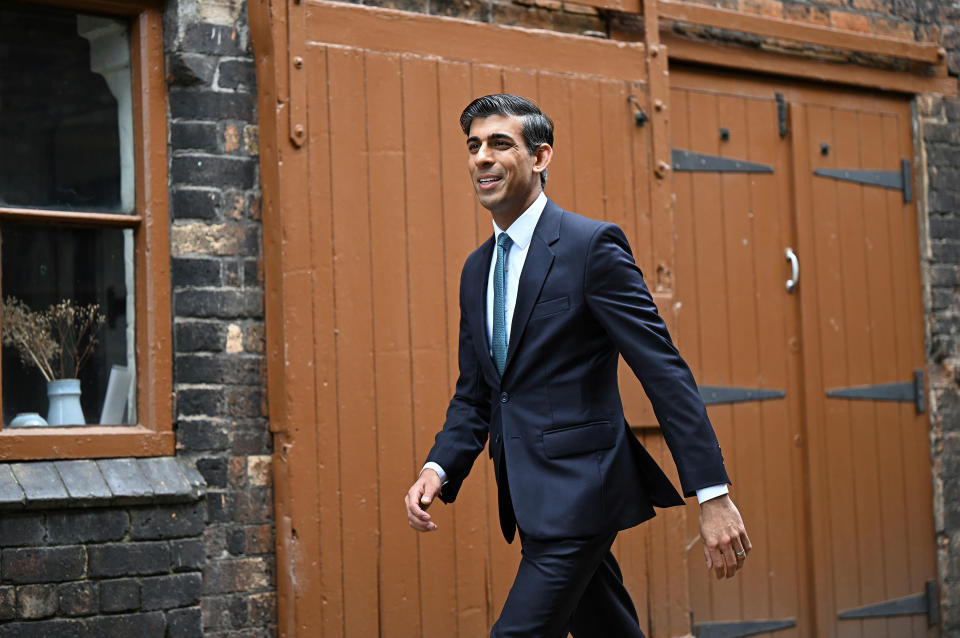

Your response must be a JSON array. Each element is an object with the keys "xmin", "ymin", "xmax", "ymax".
[{"xmin": 460, "ymin": 94, "xmax": 553, "ymax": 188}]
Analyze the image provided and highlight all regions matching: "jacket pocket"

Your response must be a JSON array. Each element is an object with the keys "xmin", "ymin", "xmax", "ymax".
[
  {"xmin": 542, "ymin": 421, "xmax": 615, "ymax": 458},
  {"xmin": 530, "ymin": 296, "xmax": 570, "ymax": 320}
]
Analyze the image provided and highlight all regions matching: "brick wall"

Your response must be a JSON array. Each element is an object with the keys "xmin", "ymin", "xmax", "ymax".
[
  {"xmin": 0, "ymin": 502, "xmax": 205, "ymax": 636},
  {"xmin": 919, "ymin": 74, "xmax": 960, "ymax": 638},
  {"xmin": 164, "ymin": 0, "xmax": 274, "ymax": 635}
]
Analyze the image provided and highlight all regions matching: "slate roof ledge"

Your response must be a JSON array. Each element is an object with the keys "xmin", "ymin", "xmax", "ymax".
[{"xmin": 0, "ymin": 457, "xmax": 206, "ymax": 510}]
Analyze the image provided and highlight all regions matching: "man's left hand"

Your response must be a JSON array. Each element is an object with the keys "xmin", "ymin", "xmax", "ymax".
[{"xmin": 699, "ymin": 494, "xmax": 750, "ymax": 579}]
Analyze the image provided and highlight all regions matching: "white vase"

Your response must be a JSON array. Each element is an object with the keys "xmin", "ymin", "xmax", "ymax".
[{"xmin": 46, "ymin": 379, "xmax": 85, "ymax": 426}]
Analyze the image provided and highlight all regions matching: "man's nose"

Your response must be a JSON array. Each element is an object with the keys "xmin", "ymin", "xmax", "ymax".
[{"xmin": 475, "ymin": 143, "xmax": 494, "ymax": 164}]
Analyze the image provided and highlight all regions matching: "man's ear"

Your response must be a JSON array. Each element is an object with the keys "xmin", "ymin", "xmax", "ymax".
[{"xmin": 532, "ymin": 143, "xmax": 553, "ymax": 175}]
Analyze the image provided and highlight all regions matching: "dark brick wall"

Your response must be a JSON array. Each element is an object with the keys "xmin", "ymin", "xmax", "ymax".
[
  {"xmin": 164, "ymin": 0, "xmax": 275, "ymax": 635},
  {"xmin": 920, "ymin": 89, "xmax": 960, "ymax": 638},
  {"xmin": 0, "ymin": 504, "xmax": 204, "ymax": 636}
]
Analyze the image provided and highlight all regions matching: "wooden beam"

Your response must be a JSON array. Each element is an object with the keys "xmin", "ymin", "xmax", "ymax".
[
  {"xmin": 0, "ymin": 207, "xmax": 141, "ymax": 228},
  {"xmin": 657, "ymin": 0, "xmax": 944, "ymax": 65},
  {"xmin": 555, "ymin": 0, "xmax": 640, "ymax": 13},
  {"xmin": 663, "ymin": 34, "xmax": 958, "ymax": 97}
]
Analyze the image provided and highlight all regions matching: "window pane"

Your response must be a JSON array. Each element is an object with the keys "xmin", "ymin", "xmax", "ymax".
[
  {"xmin": 1, "ymin": 223, "xmax": 136, "ymax": 426},
  {"xmin": 0, "ymin": 2, "xmax": 134, "ymax": 213}
]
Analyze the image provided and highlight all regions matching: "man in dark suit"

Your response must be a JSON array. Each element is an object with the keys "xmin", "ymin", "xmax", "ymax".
[{"xmin": 404, "ymin": 94, "xmax": 750, "ymax": 637}]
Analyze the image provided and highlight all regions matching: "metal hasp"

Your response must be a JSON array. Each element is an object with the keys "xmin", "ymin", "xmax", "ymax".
[
  {"xmin": 813, "ymin": 158, "xmax": 913, "ymax": 203},
  {"xmin": 672, "ymin": 149, "xmax": 774, "ymax": 173},
  {"xmin": 825, "ymin": 368, "xmax": 926, "ymax": 413},
  {"xmin": 694, "ymin": 618, "xmax": 797, "ymax": 638},
  {"xmin": 627, "ymin": 94, "xmax": 648, "ymax": 127},
  {"xmin": 699, "ymin": 386, "xmax": 786, "ymax": 405},
  {"xmin": 838, "ymin": 580, "xmax": 939, "ymax": 627},
  {"xmin": 776, "ymin": 92, "xmax": 788, "ymax": 138}
]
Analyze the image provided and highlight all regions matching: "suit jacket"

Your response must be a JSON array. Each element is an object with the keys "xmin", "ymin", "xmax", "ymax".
[{"xmin": 426, "ymin": 199, "xmax": 729, "ymax": 543}]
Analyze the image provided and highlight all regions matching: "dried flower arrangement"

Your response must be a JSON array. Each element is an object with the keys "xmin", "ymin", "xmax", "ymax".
[{"xmin": 1, "ymin": 296, "xmax": 106, "ymax": 382}]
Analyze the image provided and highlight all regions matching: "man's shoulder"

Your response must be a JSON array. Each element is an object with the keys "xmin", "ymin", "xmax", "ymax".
[{"xmin": 546, "ymin": 201, "xmax": 619, "ymax": 244}]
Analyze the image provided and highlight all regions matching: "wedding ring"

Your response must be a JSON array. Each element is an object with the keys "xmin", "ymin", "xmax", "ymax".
[{"xmin": 735, "ymin": 549, "xmax": 746, "ymax": 557}]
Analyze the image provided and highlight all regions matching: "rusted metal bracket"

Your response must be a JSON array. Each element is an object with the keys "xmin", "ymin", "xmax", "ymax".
[
  {"xmin": 838, "ymin": 580, "xmax": 938, "ymax": 627},
  {"xmin": 825, "ymin": 368, "xmax": 925, "ymax": 413},
  {"xmin": 698, "ymin": 386, "xmax": 785, "ymax": 405},
  {"xmin": 672, "ymin": 150, "xmax": 773, "ymax": 173},
  {"xmin": 287, "ymin": 0, "xmax": 306, "ymax": 147},
  {"xmin": 813, "ymin": 158, "xmax": 913, "ymax": 203}
]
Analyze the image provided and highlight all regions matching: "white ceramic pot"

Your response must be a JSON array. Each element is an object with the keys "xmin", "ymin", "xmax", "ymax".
[{"xmin": 46, "ymin": 379, "xmax": 85, "ymax": 426}]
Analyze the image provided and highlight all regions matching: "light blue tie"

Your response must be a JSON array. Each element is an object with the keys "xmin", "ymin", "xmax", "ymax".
[{"xmin": 493, "ymin": 233, "xmax": 513, "ymax": 375}]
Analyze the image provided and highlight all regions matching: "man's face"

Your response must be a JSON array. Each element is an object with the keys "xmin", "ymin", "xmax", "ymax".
[{"xmin": 466, "ymin": 115, "xmax": 543, "ymax": 217}]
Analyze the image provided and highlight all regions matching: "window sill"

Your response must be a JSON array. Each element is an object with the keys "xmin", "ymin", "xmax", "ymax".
[
  {"xmin": 0, "ymin": 456, "xmax": 204, "ymax": 511},
  {"xmin": 0, "ymin": 425, "xmax": 174, "ymax": 461}
]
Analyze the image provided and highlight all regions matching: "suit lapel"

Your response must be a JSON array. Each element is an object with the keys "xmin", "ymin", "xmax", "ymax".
[
  {"xmin": 469, "ymin": 236, "xmax": 499, "ymax": 383},
  {"xmin": 503, "ymin": 200, "xmax": 562, "ymax": 375}
]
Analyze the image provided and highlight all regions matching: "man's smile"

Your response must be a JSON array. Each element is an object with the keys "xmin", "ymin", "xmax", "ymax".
[{"xmin": 477, "ymin": 174, "xmax": 503, "ymax": 189}]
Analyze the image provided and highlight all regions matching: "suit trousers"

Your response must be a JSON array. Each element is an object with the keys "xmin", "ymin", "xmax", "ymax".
[{"xmin": 491, "ymin": 465, "xmax": 646, "ymax": 638}]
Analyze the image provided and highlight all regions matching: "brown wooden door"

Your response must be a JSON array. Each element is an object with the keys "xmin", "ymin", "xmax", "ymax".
[
  {"xmin": 671, "ymin": 70, "xmax": 937, "ymax": 638},
  {"xmin": 258, "ymin": 2, "xmax": 700, "ymax": 635},
  {"xmin": 672, "ymin": 78, "xmax": 810, "ymax": 638},
  {"xmin": 791, "ymin": 97, "xmax": 937, "ymax": 638}
]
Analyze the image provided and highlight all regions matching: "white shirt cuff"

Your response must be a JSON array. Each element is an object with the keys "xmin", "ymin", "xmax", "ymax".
[
  {"xmin": 696, "ymin": 484, "xmax": 729, "ymax": 504},
  {"xmin": 422, "ymin": 462, "xmax": 447, "ymax": 485}
]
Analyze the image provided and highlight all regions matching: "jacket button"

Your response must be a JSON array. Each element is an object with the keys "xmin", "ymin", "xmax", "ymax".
[{"xmin": 500, "ymin": 392, "xmax": 509, "ymax": 403}]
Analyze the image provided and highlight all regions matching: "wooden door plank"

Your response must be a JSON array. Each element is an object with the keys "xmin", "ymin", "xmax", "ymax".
[
  {"xmin": 401, "ymin": 55, "xmax": 461, "ymax": 638},
  {"xmin": 599, "ymin": 80, "xmax": 632, "ymax": 236},
  {"xmin": 569, "ymin": 78, "xmax": 606, "ymax": 217},
  {"xmin": 887, "ymin": 113, "xmax": 938, "ymax": 638},
  {"xmin": 632, "ymin": 83, "xmax": 654, "ymax": 283},
  {"xmin": 716, "ymin": 92, "xmax": 767, "ymax": 623},
  {"xmin": 688, "ymin": 88, "xmax": 741, "ymax": 622},
  {"xmin": 833, "ymin": 106, "xmax": 885, "ymax": 638},
  {"xmin": 307, "ymin": 44, "xmax": 345, "ymax": 638},
  {"xmin": 327, "ymin": 45, "xmax": 380, "ymax": 638},
  {"xmin": 641, "ymin": 431, "xmax": 688, "ymax": 636},
  {"xmin": 501, "ymin": 68, "xmax": 537, "ymax": 99},
  {"xmin": 300, "ymin": 43, "xmax": 336, "ymax": 638},
  {"xmin": 438, "ymin": 59, "xmax": 493, "ymax": 638},
  {"xmin": 790, "ymin": 101, "xmax": 837, "ymax": 638},
  {"xmin": 536, "ymin": 73, "xmax": 575, "ymax": 211},
  {"xmin": 808, "ymin": 103, "xmax": 861, "ymax": 638},
  {"xmin": 860, "ymin": 109, "xmax": 912, "ymax": 638},
  {"xmin": 670, "ymin": 88, "xmax": 716, "ymax": 630},
  {"xmin": 364, "ymin": 49, "xmax": 422, "ymax": 638},
  {"xmin": 744, "ymin": 94, "xmax": 804, "ymax": 637}
]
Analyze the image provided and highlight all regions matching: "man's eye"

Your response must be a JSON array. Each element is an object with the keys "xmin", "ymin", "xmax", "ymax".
[
  {"xmin": 494, "ymin": 140, "xmax": 511, "ymax": 148},
  {"xmin": 468, "ymin": 143, "xmax": 480, "ymax": 152}
]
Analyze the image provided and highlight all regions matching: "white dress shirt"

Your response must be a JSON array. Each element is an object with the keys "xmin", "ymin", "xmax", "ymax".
[{"xmin": 424, "ymin": 192, "xmax": 727, "ymax": 504}]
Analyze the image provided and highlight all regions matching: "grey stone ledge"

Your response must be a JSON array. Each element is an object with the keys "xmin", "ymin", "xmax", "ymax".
[{"xmin": 0, "ymin": 458, "xmax": 206, "ymax": 511}]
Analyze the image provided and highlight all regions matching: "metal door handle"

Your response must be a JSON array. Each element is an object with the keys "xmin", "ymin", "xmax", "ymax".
[{"xmin": 785, "ymin": 248, "xmax": 799, "ymax": 293}]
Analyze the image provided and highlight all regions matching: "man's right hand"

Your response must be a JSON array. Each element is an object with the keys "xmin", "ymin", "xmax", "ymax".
[{"xmin": 405, "ymin": 468, "xmax": 442, "ymax": 532}]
